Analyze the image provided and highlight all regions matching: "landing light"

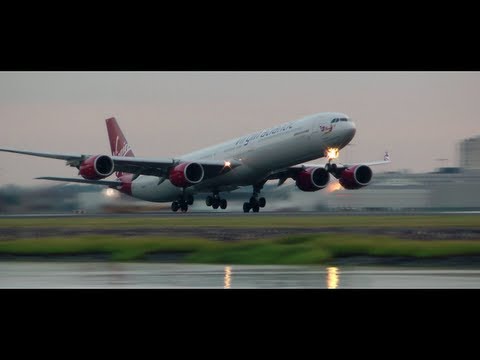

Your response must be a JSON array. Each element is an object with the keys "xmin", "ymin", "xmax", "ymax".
[
  {"xmin": 224, "ymin": 161, "xmax": 231, "ymax": 168},
  {"xmin": 326, "ymin": 148, "xmax": 339, "ymax": 160},
  {"xmin": 104, "ymin": 188, "xmax": 116, "ymax": 197}
]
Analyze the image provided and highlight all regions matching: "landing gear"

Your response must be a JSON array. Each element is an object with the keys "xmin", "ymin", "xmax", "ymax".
[
  {"xmin": 206, "ymin": 192, "xmax": 228, "ymax": 210},
  {"xmin": 243, "ymin": 183, "xmax": 267, "ymax": 213},
  {"xmin": 171, "ymin": 199, "xmax": 189, "ymax": 212},
  {"xmin": 325, "ymin": 162, "xmax": 337, "ymax": 173},
  {"xmin": 171, "ymin": 201, "xmax": 180, "ymax": 212},
  {"xmin": 220, "ymin": 199, "xmax": 227, "ymax": 210},
  {"xmin": 258, "ymin": 197, "xmax": 266, "ymax": 208},
  {"xmin": 171, "ymin": 190, "xmax": 193, "ymax": 213},
  {"xmin": 325, "ymin": 160, "xmax": 343, "ymax": 179}
]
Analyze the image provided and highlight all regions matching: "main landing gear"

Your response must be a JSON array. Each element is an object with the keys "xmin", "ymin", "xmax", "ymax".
[
  {"xmin": 171, "ymin": 192, "xmax": 194, "ymax": 213},
  {"xmin": 205, "ymin": 191, "xmax": 227, "ymax": 210},
  {"xmin": 243, "ymin": 184, "xmax": 266, "ymax": 213}
]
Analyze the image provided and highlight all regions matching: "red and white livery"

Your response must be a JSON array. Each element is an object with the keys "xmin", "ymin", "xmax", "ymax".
[{"xmin": 0, "ymin": 112, "xmax": 390, "ymax": 212}]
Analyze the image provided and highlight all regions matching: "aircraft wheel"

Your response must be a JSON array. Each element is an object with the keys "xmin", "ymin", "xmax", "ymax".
[
  {"xmin": 220, "ymin": 199, "xmax": 227, "ymax": 210},
  {"xmin": 171, "ymin": 201, "xmax": 179, "ymax": 212},
  {"xmin": 249, "ymin": 197, "xmax": 258, "ymax": 207},
  {"xmin": 206, "ymin": 196, "xmax": 213, "ymax": 207},
  {"xmin": 243, "ymin": 202, "xmax": 251, "ymax": 213},
  {"xmin": 252, "ymin": 205, "xmax": 260, "ymax": 213},
  {"xmin": 331, "ymin": 163, "xmax": 337, "ymax": 172},
  {"xmin": 181, "ymin": 203, "xmax": 188, "ymax": 212},
  {"xmin": 258, "ymin": 197, "xmax": 266, "ymax": 208},
  {"xmin": 187, "ymin": 195, "xmax": 194, "ymax": 205},
  {"xmin": 212, "ymin": 200, "xmax": 219, "ymax": 209}
]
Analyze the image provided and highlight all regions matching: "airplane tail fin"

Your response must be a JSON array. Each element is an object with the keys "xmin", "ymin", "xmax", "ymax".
[
  {"xmin": 106, "ymin": 117, "xmax": 135, "ymax": 158},
  {"xmin": 106, "ymin": 117, "xmax": 134, "ymax": 178}
]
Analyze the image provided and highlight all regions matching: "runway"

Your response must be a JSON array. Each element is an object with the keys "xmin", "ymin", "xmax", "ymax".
[
  {"xmin": 2, "ymin": 210, "xmax": 480, "ymax": 219},
  {"xmin": 2, "ymin": 262, "xmax": 480, "ymax": 288}
]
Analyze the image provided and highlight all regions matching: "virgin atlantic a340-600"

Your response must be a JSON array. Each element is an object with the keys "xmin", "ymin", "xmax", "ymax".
[{"xmin": 0, "ymin": 113, "xmax": 390, "ymax": 212}]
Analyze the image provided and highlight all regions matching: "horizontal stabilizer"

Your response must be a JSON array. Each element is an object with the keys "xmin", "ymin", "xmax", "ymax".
[{"xmin": 36, "ymin": 177, "xmax": 122, "ymax": 187}]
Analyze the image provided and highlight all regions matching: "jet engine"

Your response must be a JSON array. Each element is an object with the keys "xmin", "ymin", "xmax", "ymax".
[
  {"xmin": 339, "ymin": 165, "xmax": 372, "ymax": 189},
  {"xmin": 169, "ymin": 162, "xmax": 205, "ymax": 188},
  {"xmin": 296, "ymin": 167, "xmax": 330, "ymax": 192},
  {"xmin": 78, "ymin": 155, "xmax": 115, "ymax": 180}
]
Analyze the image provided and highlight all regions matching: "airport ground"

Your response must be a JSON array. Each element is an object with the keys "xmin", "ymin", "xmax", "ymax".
[{"xmin": 1, "ymin": 212, "xmax": 480, "ymax": 266}]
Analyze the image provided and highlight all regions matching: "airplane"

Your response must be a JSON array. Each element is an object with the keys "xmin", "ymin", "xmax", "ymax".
[{"xmin": 0, "ymin": 112, "xmax": 390, "ymax": 213}]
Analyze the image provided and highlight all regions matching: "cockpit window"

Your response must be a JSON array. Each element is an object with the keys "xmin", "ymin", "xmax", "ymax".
[{"xmin": 331, "ymin": 118, "xmax": 348, "ymax": 123}]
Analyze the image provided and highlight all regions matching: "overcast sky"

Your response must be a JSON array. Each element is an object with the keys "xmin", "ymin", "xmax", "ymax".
[{"xmin": 1, "ymin": 71, "xmax": 479, "ymax": 186}]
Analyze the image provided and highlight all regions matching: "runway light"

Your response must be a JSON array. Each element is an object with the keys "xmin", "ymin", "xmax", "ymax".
[
  {"xmin": 326, "ymin": 148, "xmax": 340, "ymax": 160},
  {"xmin": 327, "ymin": 267, "xmax": 339, "ymax": 289}
]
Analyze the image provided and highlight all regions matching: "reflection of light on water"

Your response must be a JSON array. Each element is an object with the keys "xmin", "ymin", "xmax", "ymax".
[
  {"xmin": 224, "ymin": 266, "xmax": 232, "ymax": 289},
  {"xmin": 327, "ymin": 267, "xmax": 339, "ymax": 289}
]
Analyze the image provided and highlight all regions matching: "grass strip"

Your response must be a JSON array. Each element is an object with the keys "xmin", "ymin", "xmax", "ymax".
[
  {"xmin": 1, "ymin": 215, "xmax": 480, "ymax": 229},
  {"xmin": 2, "ymin": 233, "xmax": 480, "ymax": 264}
]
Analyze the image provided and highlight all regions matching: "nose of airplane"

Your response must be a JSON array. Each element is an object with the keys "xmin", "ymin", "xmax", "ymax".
[
  {"xmin": 349, "ymin": 120, "xmax": 357, "ymax": 137},
  {"xmin": 341, "ymin": 121, "xmax": 357, "ymax": 147},
  {"xmin": 342, "ymin": 120, "xmax": 356, "ymax": 145}
]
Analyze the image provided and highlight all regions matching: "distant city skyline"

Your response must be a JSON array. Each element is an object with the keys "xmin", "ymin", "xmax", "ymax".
[{"xmin": 1, "ymin": 71, "xmax": 479, "ymax": 186}]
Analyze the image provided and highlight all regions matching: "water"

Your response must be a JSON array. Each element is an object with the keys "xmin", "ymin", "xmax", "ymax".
[{"xmin": 2, "ymin": 262, "xmax": 480, "ymax": 288}]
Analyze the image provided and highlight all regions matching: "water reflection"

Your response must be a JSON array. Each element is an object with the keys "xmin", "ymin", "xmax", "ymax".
[
  {"xmin": 224, "ymin": 266, "xmax": 232, "ymax": 289},
  {"xmin": 327, "ymin": 267, "xmax": 340, "ymax": 289}
]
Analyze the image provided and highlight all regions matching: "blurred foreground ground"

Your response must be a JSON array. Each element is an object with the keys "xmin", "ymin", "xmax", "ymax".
[{"xmin": 2, "ymin": 262, "xmax": 480, "ymax": 288}]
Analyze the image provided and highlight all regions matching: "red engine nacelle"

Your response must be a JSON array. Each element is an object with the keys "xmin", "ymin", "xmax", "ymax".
[
  {"xmin": 296, "ymin": 167, "xmax": 330, "ymax": 192},
  {"xmin": 339, "ymin": 165, "xmax": 372, "ymax": 189},
  {"xmin": 78, "ymin": 155, "xmax": 115, "ymax": 180},
  {"xmin": 169, "ymin": 162, "xmax": 205, "ymax": 188}
]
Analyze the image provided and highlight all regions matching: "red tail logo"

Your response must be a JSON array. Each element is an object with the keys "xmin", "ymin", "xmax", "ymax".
[
  {"xmin": 106, "ymin": 117, "xmax": 134, "ymax": 178},
  {"xmin": 106, "ymin": 117, "xmax": 134, "ymax": 158}
]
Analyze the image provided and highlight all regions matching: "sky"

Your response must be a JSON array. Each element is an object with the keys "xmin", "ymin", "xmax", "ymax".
[{"xmin": 1, "ymin": 71, "xmax": 479, "ymax": 186}]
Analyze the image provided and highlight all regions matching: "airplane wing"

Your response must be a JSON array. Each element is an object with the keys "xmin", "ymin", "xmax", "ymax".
[
  {"xmin": 300, "ymin": 151, "xmax": 391, "ymax": 169},
  {"xmin": 0, "ymin": 148, "xmax": 241, "ymax": 179},
  {"xmin": 300, "ymin": 159, "xmax": 391, "ymax": 168},
  {"xmin": 109, "ymin": 156, "xmax": 241, "ymax": 178},
  {"xmin": 267, "ymin": 152, "xmax": 391, "ymax": 186},
  {"xmin": 0, "ymin": 148, "xmax": 88, "ymax": 162}
]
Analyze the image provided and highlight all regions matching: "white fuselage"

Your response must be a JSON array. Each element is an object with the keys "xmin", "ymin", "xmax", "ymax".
[{"xmin": 130, "ymin": 112, "xmax": 356, "ymax": 202}]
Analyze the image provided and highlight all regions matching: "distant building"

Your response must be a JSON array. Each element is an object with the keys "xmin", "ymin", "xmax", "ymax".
[{"xmin": 459, "ymin": 136, "xmax": 480, "ymax": 169}]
